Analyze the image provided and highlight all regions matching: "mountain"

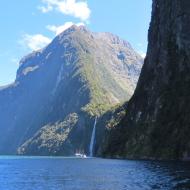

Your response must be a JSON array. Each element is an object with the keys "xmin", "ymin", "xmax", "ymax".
[
  {"xmin": 102, "ymin": 0, "xmax": 190, "ymax": 160},
  {"xmin": 0, "ymin": 25, "xmax": 143, "ymax": 155}
]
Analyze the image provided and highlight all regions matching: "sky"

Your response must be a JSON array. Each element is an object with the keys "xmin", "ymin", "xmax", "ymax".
[{"xmin": 0, "ymin": 0, "xmax": 152, "ymax": 86}]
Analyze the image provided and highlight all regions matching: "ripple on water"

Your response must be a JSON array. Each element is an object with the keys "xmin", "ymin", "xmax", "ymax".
[{"xmin": 0, "ymin": 157, "xmax": 190, "ymax": 190}]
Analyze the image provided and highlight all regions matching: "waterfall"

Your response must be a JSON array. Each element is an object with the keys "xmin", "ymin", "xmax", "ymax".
[{"xmin": 89, "ymin": 117, "xmax": 97, "ymax": 157}]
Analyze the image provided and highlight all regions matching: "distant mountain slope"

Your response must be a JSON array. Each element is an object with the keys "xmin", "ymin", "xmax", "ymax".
[{"xmin": 0, "ymin": 25, "xmax": 143, "ymax": 155}]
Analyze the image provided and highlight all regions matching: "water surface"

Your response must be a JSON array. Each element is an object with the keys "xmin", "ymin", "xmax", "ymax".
[{"xmin": 0, "ymin": 156, "xmax": 190, "ymax": 190}]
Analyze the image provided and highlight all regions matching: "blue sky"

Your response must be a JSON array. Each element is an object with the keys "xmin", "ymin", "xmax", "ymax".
[{"xmin": 0, "ymin": 0, "xmax": 152, "ymax": 86}]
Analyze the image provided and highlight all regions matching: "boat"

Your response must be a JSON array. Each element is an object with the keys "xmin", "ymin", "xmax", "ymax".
[{"xmin": 75, "ymin": 153, "xmax": 87, "ymax": 158}]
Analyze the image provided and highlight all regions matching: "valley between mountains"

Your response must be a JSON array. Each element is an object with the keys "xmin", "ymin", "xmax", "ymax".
[
  {"xmin": 1, "ymin": 0, "xmax": 189, "ymax": 161},
  {"xmin": 0, "ymin": 25, "xmax": 143, "ymax": 156}
]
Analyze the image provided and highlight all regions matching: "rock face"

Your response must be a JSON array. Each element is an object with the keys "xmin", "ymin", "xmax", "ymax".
[
  {"xmin": 0, "ymin": 25, "xmax": 143, "ymax": 155},
  {"xmin": 103, "ymin": 0, "xmax": 190, "ymax": 160}
]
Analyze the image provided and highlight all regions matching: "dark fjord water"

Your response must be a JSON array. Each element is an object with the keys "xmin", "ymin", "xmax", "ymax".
[{"xmin": 0, "ymin": 157, "xmax": 190, "ymax": 190}]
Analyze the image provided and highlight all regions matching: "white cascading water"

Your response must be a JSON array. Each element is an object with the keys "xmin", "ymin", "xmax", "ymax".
[{"xmin": 89, "ymin": 117, "xmax": 97, "ymax": 157}]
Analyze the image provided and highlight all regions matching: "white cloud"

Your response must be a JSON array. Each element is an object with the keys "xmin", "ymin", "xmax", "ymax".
[
  {"xmin": 38, "ymin": 3, "xmax": 53, "ymax": 13},
  {"xmin": 11, "ymin": 58, "xmax": 19, "ymax": 66},
  {"xmin": 20, "ymin": 34, "xmax": 51, "ymax": 51},
  {"xmin": 39, "ymin": 0, "xmax": 91, "ymax": 21},
  {"xmin": 47, "ymin": 22, "xmax": 84, "ymax": 35},
  {"xmin": 19, "ymin": 21, "xmax": 84, "ymax": 52},
  {"xmin": 138, "ymin": 50, "xmax": 146, "ymax": 58},
  {"xmin": 137, "ymin": 43, "xmax": 143, "ymax": 47}
]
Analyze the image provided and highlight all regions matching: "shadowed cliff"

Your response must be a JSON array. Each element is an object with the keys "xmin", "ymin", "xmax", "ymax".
[{"xmin": 102, "ymin": 0, "xmax": 190, "ymax": 160}]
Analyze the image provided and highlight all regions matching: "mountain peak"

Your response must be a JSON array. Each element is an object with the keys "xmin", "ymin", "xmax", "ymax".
[
  {"xmin": 94, "ymin": 32, "xmax": 133, "ymax": 50},
  {"xmin": 59, "ymin": 24, "xmax": 88, "ymax": 36},
  {"xmin": 0, "ymin": 25, "xmax": 143, "ymax": 155}
]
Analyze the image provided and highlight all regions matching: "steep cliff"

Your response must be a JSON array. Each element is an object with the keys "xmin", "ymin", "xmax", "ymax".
[
  {"xmin": 0, "ymin": 25, "xmax": 143, "ymax": 155},
  {"xmin": 103, "ymin": 0, "xmax": 190, "ymax": 160}
]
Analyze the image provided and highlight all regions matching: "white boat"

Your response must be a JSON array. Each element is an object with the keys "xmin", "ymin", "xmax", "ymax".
[{"xmin": 75, "ymin": 153, "xmax": 87, "ymax": 158}]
